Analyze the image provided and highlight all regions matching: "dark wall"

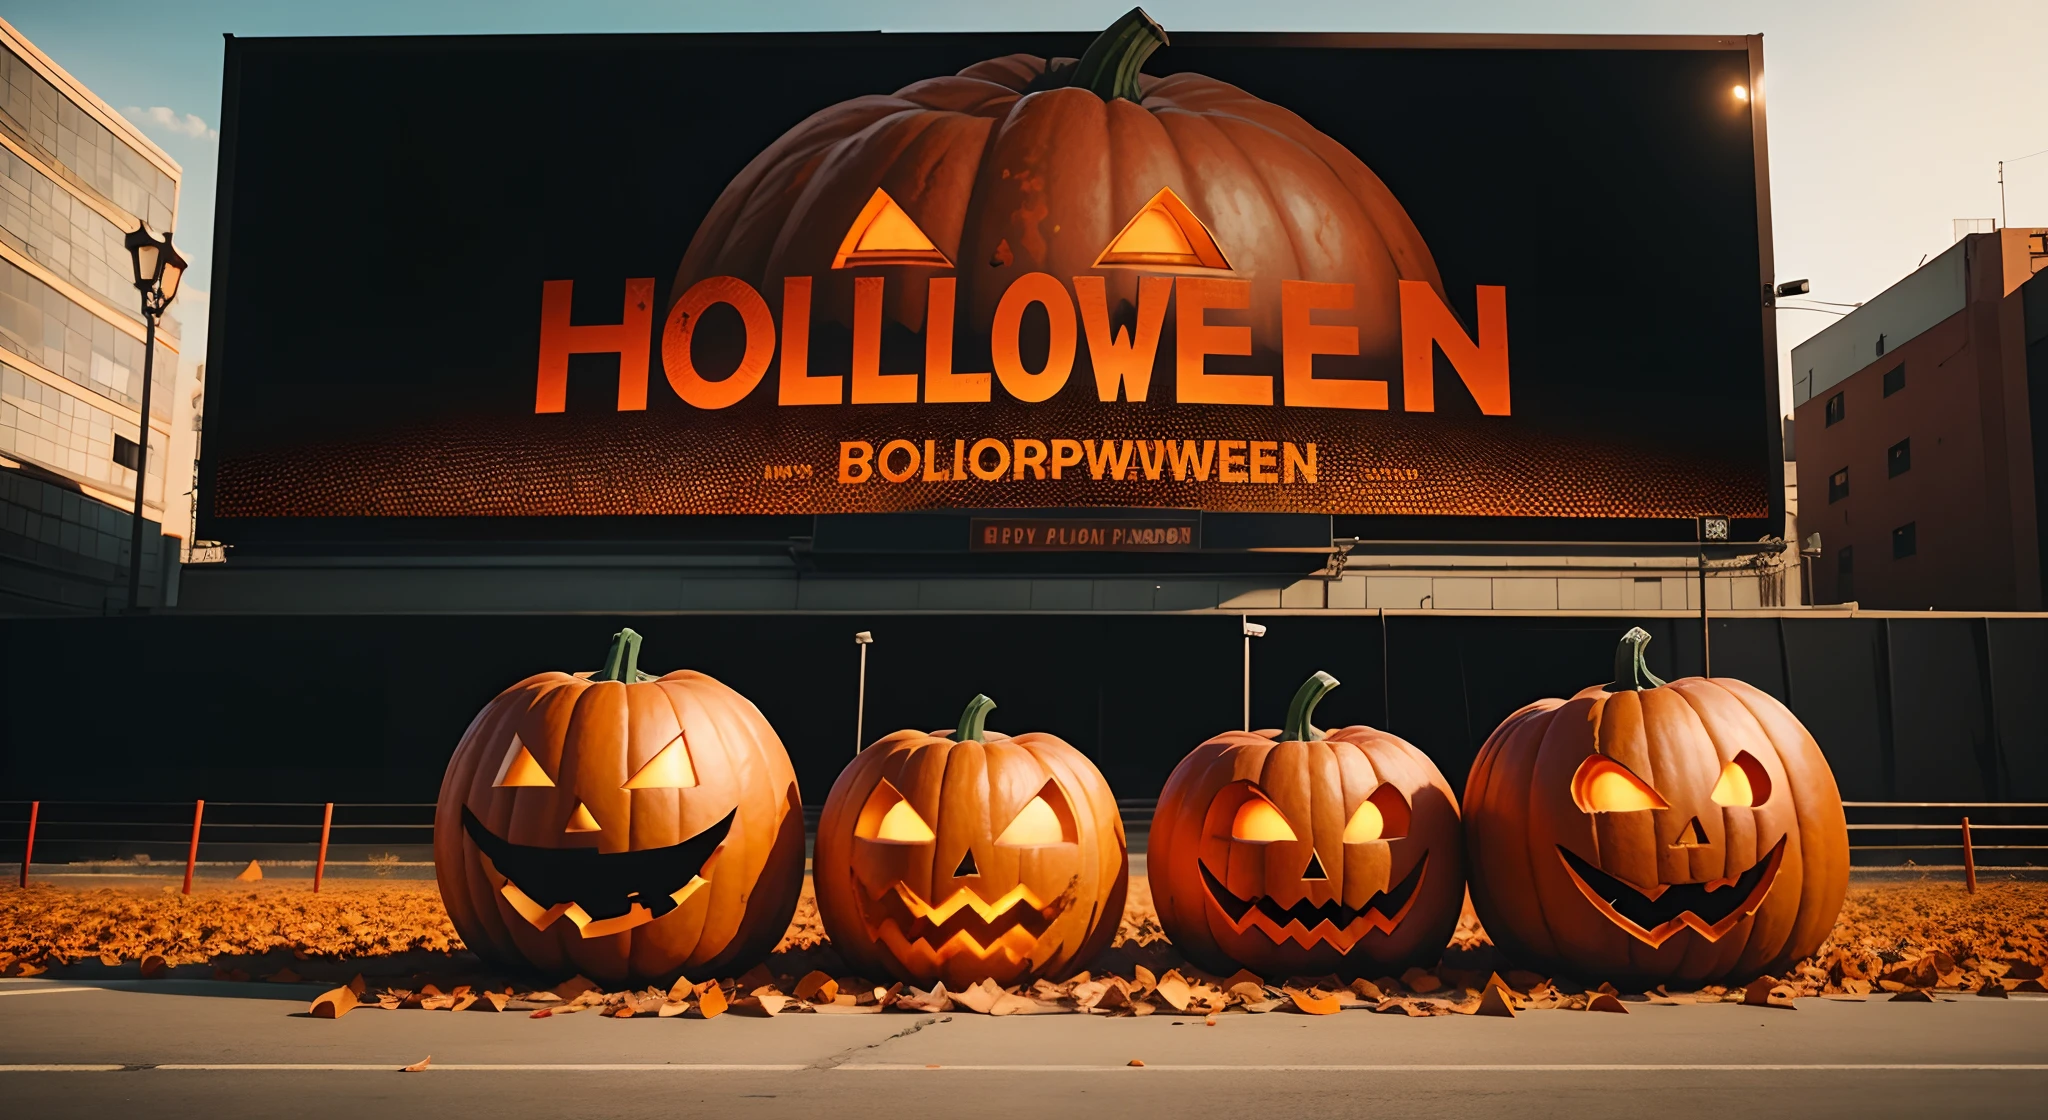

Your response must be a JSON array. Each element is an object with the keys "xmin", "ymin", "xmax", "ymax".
[{"xmin": 2, "ymin": 613, "xmax": 2041, "ymax": 805}]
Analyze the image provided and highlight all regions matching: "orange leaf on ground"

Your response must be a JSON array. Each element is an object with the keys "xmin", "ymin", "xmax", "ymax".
[
  {"xmin": 1587, "ymin": 993, "xmax": 1629, "ymax": 1013},
  {"xmin": 1287, "ymin": 988, "xmax": 1341, "ymax": 1015},
  {"xmin": 1476, "ymin": 985, "xmax": 1517, "ymax": 1018},
  {"xmin": 235, "ymin": 861, "xmax": 262, "ymax": 882},
  {"xmin": 400, "ymin": 1055, "xmax": 431, "ymax": 1072},
  {"xmin": 1128, "ymin": 1059, "xmax": 1145, "ymax": 1067},
  {"xmin": 309, "ymin": 986, "xmax": 357, "ymax": 1019},
  {"xmin": 696, "ymin": 984, "xmax": 728, "ymax": 1019}
]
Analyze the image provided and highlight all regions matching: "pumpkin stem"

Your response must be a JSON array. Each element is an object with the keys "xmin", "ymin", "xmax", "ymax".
[
  {"xmin": 590, "ymin": 627, "xmax": 657, "ymax": 683},
  {"xmin": 954, "ymin": 694, "xmax": 997, "ymax": 743},
  {"xmin": 1067, "ymin": 7, "xmax": 1168, "ymax": 102},
  {"xmin": 1605, "ymin": 627, "xmax": 1668, "ymax": 692},
  {"xmin": 1282, "ymin": 671, "xmax": 1339, "ymax": 742}
]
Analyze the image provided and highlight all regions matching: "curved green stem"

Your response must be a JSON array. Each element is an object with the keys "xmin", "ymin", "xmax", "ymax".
[
  {"xmin": 954, "ymin": 694, "xmax": 997, "ymax": 743},
  {"xmin": 1283, "ymin": 672, "xmax": 1339, "ymax": 742},
  {"xmin": 1066, "ymin": 7, "xmax": 1168, "ymax": 102},
  {"xmin": 1605, "ymin": 627, "xmax": 1667, "ymax": 692},
  {"xmin": 590, "ymin": 627, "xmax": 656, "ymax": 683}
]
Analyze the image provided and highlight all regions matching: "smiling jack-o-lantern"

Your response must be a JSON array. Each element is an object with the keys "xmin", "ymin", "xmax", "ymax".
[
  {"xmin": 814, "ymin": 695, "xmax": 1127, "ymax": 989},
  {"xmin": 433, "ymin": 629, "xmax": 805, "ymax": 987},
  {"xmin": 1150, "ymin": 672, "xmax": 1464, "ymax": 979},
  {"xmin": 1462, "ymin": 628, "xmax": 1849, "ymax": 987},
  {"xmin": 674, "ymin": 7, "xmax": 1440, "ymax": 374}
]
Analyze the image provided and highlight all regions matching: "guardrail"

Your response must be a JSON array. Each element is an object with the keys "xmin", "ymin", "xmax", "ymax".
[{"xmin": 5, "ymin": 798, "xmax": 2043, "ymax": 890}]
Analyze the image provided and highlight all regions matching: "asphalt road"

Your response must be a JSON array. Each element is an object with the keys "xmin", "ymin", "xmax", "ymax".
[{"xmin": 2, "ymin": 978, "xmax": 2043, "ymax": 1119}]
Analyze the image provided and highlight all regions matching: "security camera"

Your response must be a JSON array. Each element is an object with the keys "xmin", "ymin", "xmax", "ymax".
[
  {"xmin": 1242, "ymin": 621, "xmax": 1267, "ymax": 638},
  {"xmin": 853, "ymin": 631, "xmax": 873, "ymax": 645}
]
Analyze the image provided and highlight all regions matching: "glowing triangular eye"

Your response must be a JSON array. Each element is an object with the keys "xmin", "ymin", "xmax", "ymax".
[
  {"xmin": 1711, "ymin": 752, "xmax": 1773, "ymax": 807},
  {"xmin": 1230, "ymin": 798, "xmax": 1297, "ymax": 842},
  {"xmin": 996, "ymin": 796, "xmax": 1064, "ymax": 846},
  {"xmin": 493, "ymin": 736, "xmax": 553, "ymax": 787},
  {"xmin": 623, "ymin": 736, "xmax": 696, "ymax": 790},
  {"xmin": 1343, "ymin": 800, "xmax": 1385, "ymax": 843},
  {"xmin": 832, "ymin": 187, "xmax": 953, "ymax": 269},
  {"xmin": 1094, "ymin": 186, "xmax": 1232, "ymax": 271},
  {"xmin": 1572, "ymin": 756, "xmax": 1670, "ymax": 813},
  {"xmin": 874, "ymin": 799, "xmax": 936, "ymax": 842}
]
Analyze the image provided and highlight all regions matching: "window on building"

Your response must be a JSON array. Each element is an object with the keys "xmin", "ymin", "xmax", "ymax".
[
  {"xmin": 1825, "ymin": 392, "xmax": 1845, "ymax": 426},
  {"xmin": 1888, "ymin": 438, "xmax": 1911, "ymax": 477},
  {"xmin": 112, "ymin": 433, "xmax": 140, "ymax": 471},
  {"xmin": 1829, "ymin": 468, "xmax": 1849, "ymax": 503},
  {"xmin": 1883, "ymin": 364, "xmax": 1906, "ymax": 396},
  {"xmin": 1893, "ymin": 522, "xmax": 1917, "ymax": 560},
  {"xmin": 1837, "ymin": 545, "xmax": 1854, "ymax": 602}
]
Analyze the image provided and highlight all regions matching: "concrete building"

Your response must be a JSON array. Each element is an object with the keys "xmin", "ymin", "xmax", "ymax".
[
  {"xmin": 1791, "ymin": 228, "xmax": 2048, "ymax": 610},
  {"xmin": 0, "ymin": 17, "xmax": 195, "ymax": 613}
]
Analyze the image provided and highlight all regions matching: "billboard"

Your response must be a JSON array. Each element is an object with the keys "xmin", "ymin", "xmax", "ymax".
[{"xmin": 202, "ymin": 14, "xmax": 1781, "ymax": 542}]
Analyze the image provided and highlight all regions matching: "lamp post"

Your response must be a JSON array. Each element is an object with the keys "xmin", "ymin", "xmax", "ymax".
[
  {"xmin": 1800, "ymin": 533, "xmax": 1823, "ymax": 606},
  {"xmin": 1697, "ymin": 515, "xmax": 1729, "ymax": 676},
  {"xmin": 1241, "ymin": 618, "xmax": 1266, "ymax": 730},
  {"xmin": 123, "ymin": 225, "xmax": 187, "ymax": 613},
  {"xmin": 853, "ymin": 631, "xmax": 873, "ymax": 754}
]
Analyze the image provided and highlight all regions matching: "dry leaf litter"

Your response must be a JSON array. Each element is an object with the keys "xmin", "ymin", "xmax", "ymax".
[{"xmin": 2, "ymin": 875, "xmax": 2041, "ymax": 1020}]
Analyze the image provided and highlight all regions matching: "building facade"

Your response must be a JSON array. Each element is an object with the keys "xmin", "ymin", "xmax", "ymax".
[
  {"xmin": 0, "ymin": 18, "xmax": 193, "ymax": 613},
  {"xmin": 1791, "ymin": 228, "xmax": 2048, "ymax": 610}
]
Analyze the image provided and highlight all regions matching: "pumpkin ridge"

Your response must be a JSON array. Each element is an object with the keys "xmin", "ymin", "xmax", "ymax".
[{"xmin": 1515, "ymin": 701, "xmax": 1580, "ymax": 962}]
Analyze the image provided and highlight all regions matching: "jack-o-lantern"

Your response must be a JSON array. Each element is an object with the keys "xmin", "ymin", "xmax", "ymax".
[
  {"xmin": 1149, "ymin": 672, "xmax": 1464, "ymax": 979},
  {"xmin": 1463, "ymin": 628, "xmax": 1849, "ymax": 988},
  {"xmin": 433, "ymin": 629, "xmax": 805, "ymax": 987},
  {"xmin": 814, "ymin": 695, "xmax": 1127, "ymax": 989},
  {"xmin": 675, "ymin": 7, "xmax": 1440, "ymax": 368}
]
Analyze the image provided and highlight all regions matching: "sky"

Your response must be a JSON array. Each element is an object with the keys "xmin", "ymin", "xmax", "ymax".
[{"xmin": 8, "ymin": 0, "xmax": 2048, "ymax": 411}]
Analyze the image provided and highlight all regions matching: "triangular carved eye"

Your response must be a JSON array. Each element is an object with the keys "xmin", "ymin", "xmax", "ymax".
[
  {"xmin": 832, "ymin": 188, "xmax": 953, "ymax": 269},
  {"xmin": 1572, "ymin": 755, "xmax": 1670, "ymax": 814},
  {"xmin": 996, "ymin": 780, "xmax": 1078, "ymax": 846},
  {"xmin": 623, "ymin": 735, "xmax": 696, "ymax": 790},
  {"xmin": 493, "ymin": 736, "xmax": 554, "ymax": 787},
  {"xmin": 854, "ymin": 779, "xmax": 936, "ymax": 843},
  {"xmin": 1093, "ymin": 186, "xmax": 1232, "ymax": 271}
]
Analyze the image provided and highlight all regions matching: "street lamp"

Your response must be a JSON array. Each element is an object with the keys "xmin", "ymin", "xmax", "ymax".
[
  {"xmin": 123, "ymin": 224, "xmax": 187, "ymax": 612},
  {"xmin": 853, "ymin": 631, "xmax": 874, "ymax": 755},
  {"xmin": 1800, "ymin": 533, "xmax": 1823, "ymax": 607},
  {"xmin": 1241, "ymin": 619, "xmax": 1266, "ymax": 730}
]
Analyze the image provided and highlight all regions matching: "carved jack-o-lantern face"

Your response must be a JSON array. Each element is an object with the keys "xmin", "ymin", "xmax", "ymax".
[
  {"xmin": 433, "ymin": 629, "xmax": 806, "ymax": 987},
  {"xmin": 1150, "ymin": 673, "xmax": 1465, "ymax": 980},
  {"xmin": 1462, "ymin": 628, "xmax": 1850, "ymax": 987},
  {"xmin": 814, "ymin": 695, "xmax": 1127, "ymax": 990}
]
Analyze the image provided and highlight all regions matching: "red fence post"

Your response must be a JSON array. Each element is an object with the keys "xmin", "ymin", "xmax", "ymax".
[
  {"xmin": 1961, "ymin": 816, "xmax": 1976, "ymax": 893},
  {"xmin": 313, "ymin": 802, "xmax": 334, "ymax": 893},
  {"xmin": 18, "ymin": 800, "xmax": 36, "ymax": 888},
  {"xmin": 182, "ymin": 799, "xmax": 205, "ymax": 895}
]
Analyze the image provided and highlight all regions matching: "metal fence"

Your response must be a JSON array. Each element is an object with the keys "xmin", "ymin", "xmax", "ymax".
[{"xmin": 3, "ymin": 798, "xmax": 2043, "ymax": 890}]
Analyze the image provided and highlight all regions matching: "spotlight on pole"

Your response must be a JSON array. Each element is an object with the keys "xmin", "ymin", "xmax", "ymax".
[
  {"xmin": 1241, "ymin": 619, "xmax": 1266, "ymax": 730},
  {"xmin": 854, "ymin": 631, "xmax": 874, "ymax": 755}
]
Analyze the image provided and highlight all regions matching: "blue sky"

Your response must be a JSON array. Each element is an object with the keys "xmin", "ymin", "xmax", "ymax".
[{"xmin": 8, "ymin": 0, "xmax": 2048, "ymax": 402}]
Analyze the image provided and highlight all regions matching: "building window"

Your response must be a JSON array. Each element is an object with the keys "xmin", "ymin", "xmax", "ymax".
[
  {"xmin": 1888, "ymin": 438, "xmax": 1911, "ymax": 477},
  {"xmin": 1883, "ymin": 364, "xmax": 1905, "ymax": 396},
  {"xmin": 1838, "ymin": 545, "xmax": 1854, "ymax": 602},
  {"xmin": 1893, "ymin": 522, "xmax": 1917, "ymax": 559},
  {"xmin": 1828, "ymin": 468, "xmax": 1849, "ymax": 503},
  {"xmin": 1825, "ymin": 392, "xmax": 1845, "ymax": 426},
  {"xmin": 112, "ymin": 433, "xmax": 140, "ymax": 471}
]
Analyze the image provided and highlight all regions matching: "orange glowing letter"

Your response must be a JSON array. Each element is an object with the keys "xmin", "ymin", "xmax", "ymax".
[
  {"xmin": 536, "ymin": 278, "xmax": 654, "ymax": 413},
  {"xmin": 1400, "ymin": 281, "xmax": 1510, "ymax": 415},
  {"xmin": 925, "ymin": 277, "xmax": 991, "ymax": 404},
  {"xmin": 992, "ymin": 272, "xmax": 1076, "ymax": 404},
  {"xmin": 1282, "ymin": 280, "xmax": 1384, "ymax": 410},
  {"xmin": 778, "ymin": 276, "xmax": 840, "ymax": 406},
  {"xmin": 1074, "ymin": 275, "xmax": 1170, "ymax": 402},
  {"xmin": 1175, "ymin": 277, "xmax": 1268, "ymax": 405},
  {"xmin": 661, "ymin": 276, "xmax": 774, "ymax": 410},
  {"xmin": 851, "ymin": 276, "xmax": 918, "ymax": 404}
]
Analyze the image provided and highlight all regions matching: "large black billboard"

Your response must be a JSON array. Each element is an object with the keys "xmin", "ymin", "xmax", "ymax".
[{"xmin": 200, "ymin": 14, "xmax": 1783, "ymax": 546}]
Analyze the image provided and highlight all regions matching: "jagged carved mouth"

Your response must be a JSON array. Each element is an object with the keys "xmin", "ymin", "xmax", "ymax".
[
  {"xmin": 461, "ymin": 806, "xmax": 732, "ymax": 939},
  {"xmin": 857, "ymin": 877, "xmax": 1076, "ymax": 968},
  {"xmin": 1556, "ymin": 835, "xmax": 1786, "ymax": 947},
  {"xmin": 1198, "ymin": 855, "xmax": 1428, "ymax": 952}
]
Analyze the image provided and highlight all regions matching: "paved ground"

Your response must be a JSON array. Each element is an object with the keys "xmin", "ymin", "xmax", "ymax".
[{"xmin": 2, "ymin": 978, "xmax": 2043, "ymax": 1119}]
